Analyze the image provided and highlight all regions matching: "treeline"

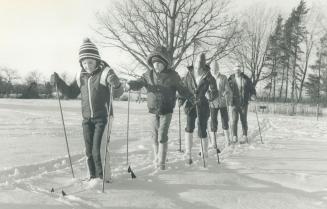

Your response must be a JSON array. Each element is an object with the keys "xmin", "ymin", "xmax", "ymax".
[
  {"xmin": 94, "ymin": 0, "xmax": 327, "ymax": 107},
  {"xmin": 228, "ymin": 0, "xmax": 327, "ymax": 107},
  {"xmin": 0, "ymin": 68, "xmax": 63, "ymax": 99},
  {"xmin": 258, "ymin": 1, "xmax": 327, "ymax": 105},
  {"xmin": 1, "ymin": 0, "xmax": 327, "ymax": 106}
]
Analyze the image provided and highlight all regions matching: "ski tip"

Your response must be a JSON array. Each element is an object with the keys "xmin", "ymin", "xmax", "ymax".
[
  {"xmin": 61, "ymin": 190, "xmax": 67, "ymax": 196},
  {"xmin": 131, "ymin": 173, "xmax": 136, "ymax": 179},
  {"xmin": 185, "ymin": 159, "xmax": 193, "ymax": 165},
  {"xmin": 103, "ymin": 178, "xmax": 112, "ymax": 184}
]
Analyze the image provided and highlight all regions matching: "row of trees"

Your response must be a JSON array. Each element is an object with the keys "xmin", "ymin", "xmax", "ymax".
[
  {"xmin": 94, "ymin": 0, "xmax": 327, "ymax": 106},
  {"xmin": 258, "ymin": 1, "xmax": 327, "ymax": 105},
  {"xmin": 0, "ymin": 68, "xmax": 67, "ymax": 99},
  {"xmin": 1, "ymin": 0, "xmax": 326, "ymax": 106}
]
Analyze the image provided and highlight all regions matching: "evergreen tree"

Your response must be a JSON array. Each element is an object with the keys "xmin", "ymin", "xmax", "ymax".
[
  {"xmin": 305, "ymin": 33, "xmax": 327, "ymax": 104},
  {"xmin": 288, "ymin": 0, "xmax": 308, "ymax": 107},
  {"xmin": 278, "ymin": 0, "xmax": 308, "ymax": 106},
  {"xmin": 304, "ymin": 74, "xmax": 320, "ymax": 100},
  {"xmin": 280, "ymin": 15, "xmax": 293, "ymax": 102},
  {"xmin": 265, "ymin": 15, "xmax": 284, "ymax": 102}
]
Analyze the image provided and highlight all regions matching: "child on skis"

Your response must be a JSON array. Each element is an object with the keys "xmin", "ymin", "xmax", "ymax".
[
  {"xmin": 207, "ymin": 60, "xmax": 232, "ymax": 149},
  {"xmin": 50, "ymin": 38, "xmax": 123, "ymax": 180},
  {"xmin": 228, "ymin": 65, "xmax": 256, "ymax": 144},
  {"xmin": 178, "ymin": 53, "xmax": 218, "ymax": 164},
  {"xmin": 125, "ymin": 46, "xmax": 194, "ymax": 170}
]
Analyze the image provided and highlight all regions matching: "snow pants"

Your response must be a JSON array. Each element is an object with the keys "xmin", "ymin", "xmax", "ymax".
[
  {"xmin": 231, "ymin": 104, "xmax": 248, "ymax": 137},
  {"xmin": 210, "ymin": 107, "xmax": 229, "ymax": 132},
  {"xmin": 82, "ymin": 117, "xmax": 107, "ymax": 178},
  {"xmin": 150, "ymin": 113, "xmax": 172, "ymax": 145},
  {"xmin": 185, "ymin": 105, "xmax": 210, "ymax": 138}
]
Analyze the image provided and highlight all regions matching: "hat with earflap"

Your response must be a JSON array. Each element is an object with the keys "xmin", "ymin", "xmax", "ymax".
[
  {"xmin": 79, "ymin": 38, "xmax": 101, "ymax": 63},
  {"xmin": 146, "ymin": 46, "xmax": 171, "ymax": 68}
]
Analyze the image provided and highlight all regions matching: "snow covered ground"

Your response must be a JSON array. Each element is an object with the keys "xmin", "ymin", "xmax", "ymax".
[{"xmin": 0, "ymin": 98, "xmax": 326, "ymax": 209}]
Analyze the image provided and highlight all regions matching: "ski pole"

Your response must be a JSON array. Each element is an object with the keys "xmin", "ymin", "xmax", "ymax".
[
  {"xmin": 187, "ymin": 66, "xmax": 207, "ymax": 168},
  {"xmin": 126, "ymin": 90, "xmax": 136, "ymax": 179},
  {"xmin": 254, "ymin": 106, "xmax": 263, "ymax": 144},
  {"xmin": 55, "ymin": 83, "xmax": 75, "ymax": 178},
  {"xmin": 178, "ymin": 105, "xmax": 182, "ymax": 152},
  {"xmin": 102, "ymin": 86, "xmax": 114, "ymax": 193},
  {"xmin": 195, "ymin": 103, "xmax": 206, "ymax": 168},
  {"xmin": 127, "ymin": 90, "xmax": 130, "ymax": 165},
  {"xmin": 207, "ymin": 130, "xmax": 220, "ymax": 165},
  {"xmin": 225, "ymin": 96, "xmax": 233, "ymax": 143}
]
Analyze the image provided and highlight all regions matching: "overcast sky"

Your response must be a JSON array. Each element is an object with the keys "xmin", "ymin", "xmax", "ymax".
[{"xmin": 0, "ymin": 0, "xmax": 326, "ymax": 81}]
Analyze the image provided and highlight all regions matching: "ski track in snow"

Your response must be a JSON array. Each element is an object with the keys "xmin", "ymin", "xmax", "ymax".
[{"xmin": 0, "ymin": 99, "xmax": 327, "ymax": 209}]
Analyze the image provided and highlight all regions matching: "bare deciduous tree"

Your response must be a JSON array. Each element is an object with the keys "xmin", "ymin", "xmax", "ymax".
[
  {"xmin": 231, "ymin": 4, "xmax": 277, "ymax": 87},
  {"xmin": 25, "ymin": 70, "xmax": 43, "ymax": 85},
  {"xmin": 0, "ymin": 67, "xmax": 20, "ymax": 96},
  {"xmin": 296, "ymin": 6, "xmax": 322, "ymax": 102},
  {"xmin": 0, "ymin": 67, "xmax": 20, "ymax": 83},
  {"xmin": 94, "ymin": 0, "xmax": 238, "ymax": 72}
]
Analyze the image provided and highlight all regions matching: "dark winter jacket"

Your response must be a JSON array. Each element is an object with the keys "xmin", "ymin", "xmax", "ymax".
[
  {"xmin": 180, "ymin": 69, "xmax": 218, "ymax": 114},
  {"xmin": 56, "ymin": 61, "xmax": 123, "ymax": 119},
  {"xmin": 128, "ymin": 68, "xmax": 194, "ymax": 115},
  {"xmin": 228, "ymin": 73, "xmax": 256, "ymax": 107}
]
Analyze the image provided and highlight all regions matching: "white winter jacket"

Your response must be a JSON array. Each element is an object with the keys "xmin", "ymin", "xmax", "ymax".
[{"xmin": 208, "ymin": 73, "xmax": 232, "ymax": 108}]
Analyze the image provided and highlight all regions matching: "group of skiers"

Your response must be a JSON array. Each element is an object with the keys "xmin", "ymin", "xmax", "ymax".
[{"xmin": 50, "ymin": 38, "xmax": 256, "ymax": 180}]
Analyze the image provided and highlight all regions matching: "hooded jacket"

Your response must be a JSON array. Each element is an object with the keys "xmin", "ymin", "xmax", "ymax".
[{"xmin": 128, "ymin": 67, "xmax": 194, "ymax": 115}]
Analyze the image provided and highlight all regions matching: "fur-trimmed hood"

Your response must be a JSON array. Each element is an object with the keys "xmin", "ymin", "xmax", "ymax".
[{"xmin": 146, "ymin": 46, "xmax": 172, "ymax": 68}]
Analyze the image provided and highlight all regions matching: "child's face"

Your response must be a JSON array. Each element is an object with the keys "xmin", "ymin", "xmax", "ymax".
[
  {"xmin": 234, "ymin": 66, "xmax": 241, "ymax": 76},
  {"xmin": 153, "ymin": 61, "xmax": 165, "ymax": 73},
  {"xmin": 210, "ymin": 61, "xmax": 219, "ymax": 76},
  {"xmin": 195, "ymin": 55, "xmax": 202, "ymax": 71},
  {"xmin": 82, "ymin": 58, "xmax": 97, "ymax": 73}
]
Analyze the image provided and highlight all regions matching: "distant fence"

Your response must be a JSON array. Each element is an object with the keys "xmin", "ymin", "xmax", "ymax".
[{"xmin": 248, "ymin": 102, "xmax": 323, "ymax": 117}]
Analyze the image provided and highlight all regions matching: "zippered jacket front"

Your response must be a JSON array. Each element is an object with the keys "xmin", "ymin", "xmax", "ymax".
[{"xmin": 56, "ymin": 61, "xmax": 123, "ymax": 119}]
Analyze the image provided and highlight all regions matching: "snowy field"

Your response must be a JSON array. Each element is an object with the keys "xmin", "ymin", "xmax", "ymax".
[{"xmin": 0, "ymin": 98, "xmax": 327, "ymax": 209}]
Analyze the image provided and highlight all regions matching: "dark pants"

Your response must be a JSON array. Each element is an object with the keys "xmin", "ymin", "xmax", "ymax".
[
  {"xmin": 231, "ymin": 105, "xmax": 248, "ymax": 137},
  {"xmin": 210, "ymin": 107, "xmax": 229, "ymax": 132},
  {"xmin": 82, "ymin": 117, "xmax": 107, "ymax": 178},
  {"xmin": 185, "ymin": 105, "xmax": 209, "ymax": 138}
]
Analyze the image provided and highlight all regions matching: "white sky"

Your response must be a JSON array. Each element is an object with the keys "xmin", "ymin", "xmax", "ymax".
[{"xmin": 0, "ymin": 0, "xmax": 326, "ymax": 81}]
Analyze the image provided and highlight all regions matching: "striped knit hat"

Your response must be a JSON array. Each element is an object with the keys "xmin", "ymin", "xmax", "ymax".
[{"xmin": 79, "ymin": 38, "xmax": 101, "ymax": 63}]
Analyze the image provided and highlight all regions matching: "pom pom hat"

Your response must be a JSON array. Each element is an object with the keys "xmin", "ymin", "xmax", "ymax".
[{"xmin": 79, "ymin": 38, "xmax": 101, "ymax": 63}]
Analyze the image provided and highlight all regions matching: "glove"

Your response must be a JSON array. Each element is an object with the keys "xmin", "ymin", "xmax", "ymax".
[
  {"xmin": 178, "ymin": 99, "xmax": 185, "ymax": 107},
  {"xmin": 125, "ymin": 83, "xmax": 131, "ymax": 91},
  {"xmin": 251, "ymin": 95, "xmax": 257, "ymax": 101},
  {"xmin": 207, "ymin": 90, "xmax": 214, "ymax": 102},
  {"xmin": 106, "ymin": 70, "xmax": 121, "ymax": 88},
  {"xmin": 50, "ymin": 72, "xmax": 59, "ymax": 86},
  {"xmin": 189, "ymin": 96, "xmax": 199, "ymax": 107},
  {"xmin": 205, "ymin": 90, "xmax": 212, "ymax": 102}
]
